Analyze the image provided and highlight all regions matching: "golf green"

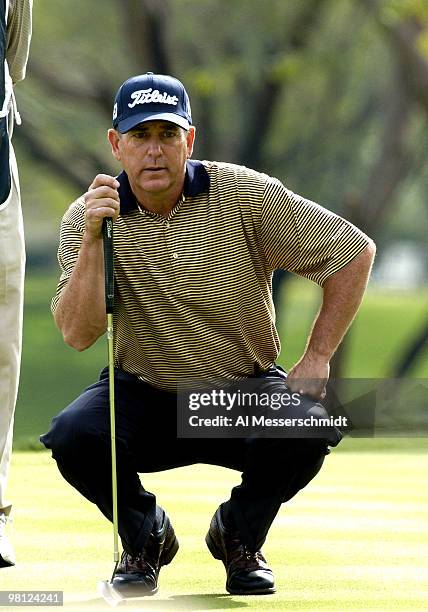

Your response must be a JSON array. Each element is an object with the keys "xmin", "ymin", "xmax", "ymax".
[{"xmin": 0, "ymin": 447, "xmax": 427, "ymax": 611}]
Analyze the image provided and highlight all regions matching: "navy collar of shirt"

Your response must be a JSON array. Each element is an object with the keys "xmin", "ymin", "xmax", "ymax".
[{"xmin": 117, "ymin": 160, "xmax": 210, "ymax": 215}]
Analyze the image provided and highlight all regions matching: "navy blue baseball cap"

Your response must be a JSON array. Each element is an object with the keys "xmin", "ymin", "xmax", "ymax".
[{"xmin": 112, "ymin": 72, "xmax": 192, "ymax": 133}]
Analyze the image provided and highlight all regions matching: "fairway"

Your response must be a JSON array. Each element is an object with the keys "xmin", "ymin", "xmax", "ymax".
[{"xmin": 0, "ymin": 447, "xmax": 427, "ymax": 611}]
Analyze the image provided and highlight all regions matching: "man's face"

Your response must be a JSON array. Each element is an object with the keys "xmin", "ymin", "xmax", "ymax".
[{"xmin": 108, "ymin": 120, "xmax": 195, "ymax": 199}]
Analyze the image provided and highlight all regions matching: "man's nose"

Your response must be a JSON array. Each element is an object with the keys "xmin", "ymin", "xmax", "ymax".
[{"xmin": 147, "ymin": 137, "xmax": 162, "ymax": 156}]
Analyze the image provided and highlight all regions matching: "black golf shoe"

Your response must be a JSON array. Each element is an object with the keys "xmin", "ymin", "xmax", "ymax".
[
  {"xmin": 205, "ymin": 505, "xmax": 275, "ymax": 595},
  {"xmin": 113, "ymin": 508, "xmax": 178, "ymax": 596}
]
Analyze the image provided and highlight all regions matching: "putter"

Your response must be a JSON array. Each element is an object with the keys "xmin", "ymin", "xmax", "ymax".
[{"xmin": 97, "ymin": 217, "xmax": 125, "ymax": 607}]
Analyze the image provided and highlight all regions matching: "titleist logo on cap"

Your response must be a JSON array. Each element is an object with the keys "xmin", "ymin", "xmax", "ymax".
[{"xmin": 128, "ymin": 88, "xmax": 179, "ymax": 108}]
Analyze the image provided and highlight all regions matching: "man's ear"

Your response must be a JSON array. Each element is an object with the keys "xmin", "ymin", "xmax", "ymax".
[
  {"xmin": 186, "ymin": 126, "xmax": 196, "ymax": 158},
  {"xmin": 108, "ymin": 129, "xmax": 121, "ymax": 161}
]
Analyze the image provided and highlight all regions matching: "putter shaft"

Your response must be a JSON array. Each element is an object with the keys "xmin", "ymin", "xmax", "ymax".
[{"xmin": 107, "ymin": 312, "xmax": 119, "ymax": 565}]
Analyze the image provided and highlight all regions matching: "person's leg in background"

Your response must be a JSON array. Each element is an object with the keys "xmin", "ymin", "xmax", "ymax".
[{"xmin": 0, "ymin": 141, "xmax": 25, "ymax": 567}]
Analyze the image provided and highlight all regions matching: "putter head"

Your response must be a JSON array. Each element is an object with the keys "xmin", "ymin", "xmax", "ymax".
[{"xmin": 97, "ymin": 580, "xmax": 126, "ymax": 607}]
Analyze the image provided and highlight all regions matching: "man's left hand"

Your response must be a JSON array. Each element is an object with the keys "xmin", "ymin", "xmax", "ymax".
[{"xmin": 286, "ymin": 353, "xmax": 330, "ymax": 400}]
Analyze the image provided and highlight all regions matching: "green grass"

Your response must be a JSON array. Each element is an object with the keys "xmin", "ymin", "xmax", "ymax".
[
  {"xmin": 1, "ymin": 450, "xmax": 427, "ymax": 611},
  {"xmin": 275, "ymin": 277, "xmax": 428, "ymax": 377},
  {"xmin": 13, "ymin": 272, "xmax": 428, "ymax": 449},
  {"xmin": 15, "ymin": 271, "xmax": 106, "ymax": 445}
]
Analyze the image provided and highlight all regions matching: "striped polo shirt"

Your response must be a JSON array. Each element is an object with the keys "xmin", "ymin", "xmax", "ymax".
[
  {"xmin": 6, "ymin": 0, "xmax": 32, "ymax": 84},
  {"xmin": 52, "ymin": 160, "xmax": 370, "ymax": 391}
]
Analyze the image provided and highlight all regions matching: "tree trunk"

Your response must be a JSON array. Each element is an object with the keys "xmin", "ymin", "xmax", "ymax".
[
  {"xmin": 237, "ymin": 0, "xmax": 329, "ymax": 168},
  {"xmin": 330, "ymin": 59, "xmax": 412, "ymax": 377},
  {"xmin": 392, "ymin": 318, "xmax": 428, "ymax": 377},
  {"xmin": 120, "ymin": 0, "xmax": 172, "ymax": 74}
]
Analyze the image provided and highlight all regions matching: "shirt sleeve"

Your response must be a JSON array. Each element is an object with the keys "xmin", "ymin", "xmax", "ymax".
[
  {"xmin": 6, "ymin": 0, "xmax": 33, "ymax": 84},
  {"xmin": 261, "ymin": 178, "xmax": 371, "ymax": 286},
  {"xmin": 51, "ymin": 197, "xmax": 86, "ymax": 315}
]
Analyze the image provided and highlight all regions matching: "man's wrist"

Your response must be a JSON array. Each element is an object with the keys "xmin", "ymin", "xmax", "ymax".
[
  {"xmin": 82, "ymin": 229, "xmax": 104, "ymax": 247},
  {"xmin": 304, "ymin": 345, "xmax": 332, "ymax": 362}
]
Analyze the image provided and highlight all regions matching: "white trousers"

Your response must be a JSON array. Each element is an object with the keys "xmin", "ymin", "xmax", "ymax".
[{"xmin": 0, "ymin": 139, "xmax": 25, "ymax": 513}]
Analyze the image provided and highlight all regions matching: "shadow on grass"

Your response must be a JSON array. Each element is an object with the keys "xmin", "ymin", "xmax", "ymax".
[{"xmin": 66, "ymin": 593, "xmax": 251, "ymax": 609}]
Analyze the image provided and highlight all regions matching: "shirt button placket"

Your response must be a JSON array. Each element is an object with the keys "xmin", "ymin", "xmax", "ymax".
[{"xmin": 164, "ymin": 219, "xmax": 179, "ymax": 265}]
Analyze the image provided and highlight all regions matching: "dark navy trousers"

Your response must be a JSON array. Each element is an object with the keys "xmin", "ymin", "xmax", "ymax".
[{"xmin": 40, "ymin": 366, "xmax": 329, "ymax": 555}]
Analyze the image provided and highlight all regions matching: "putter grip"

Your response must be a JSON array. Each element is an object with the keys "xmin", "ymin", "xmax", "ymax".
[{"xmin": 102, "ymin": 218, "xmax": 114, "ymax": 314}]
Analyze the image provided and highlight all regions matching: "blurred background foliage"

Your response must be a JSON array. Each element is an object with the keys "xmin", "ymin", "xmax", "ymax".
[{"xmin": 10, "ymin": 0, "xmax": 428, "ymax": 447}]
